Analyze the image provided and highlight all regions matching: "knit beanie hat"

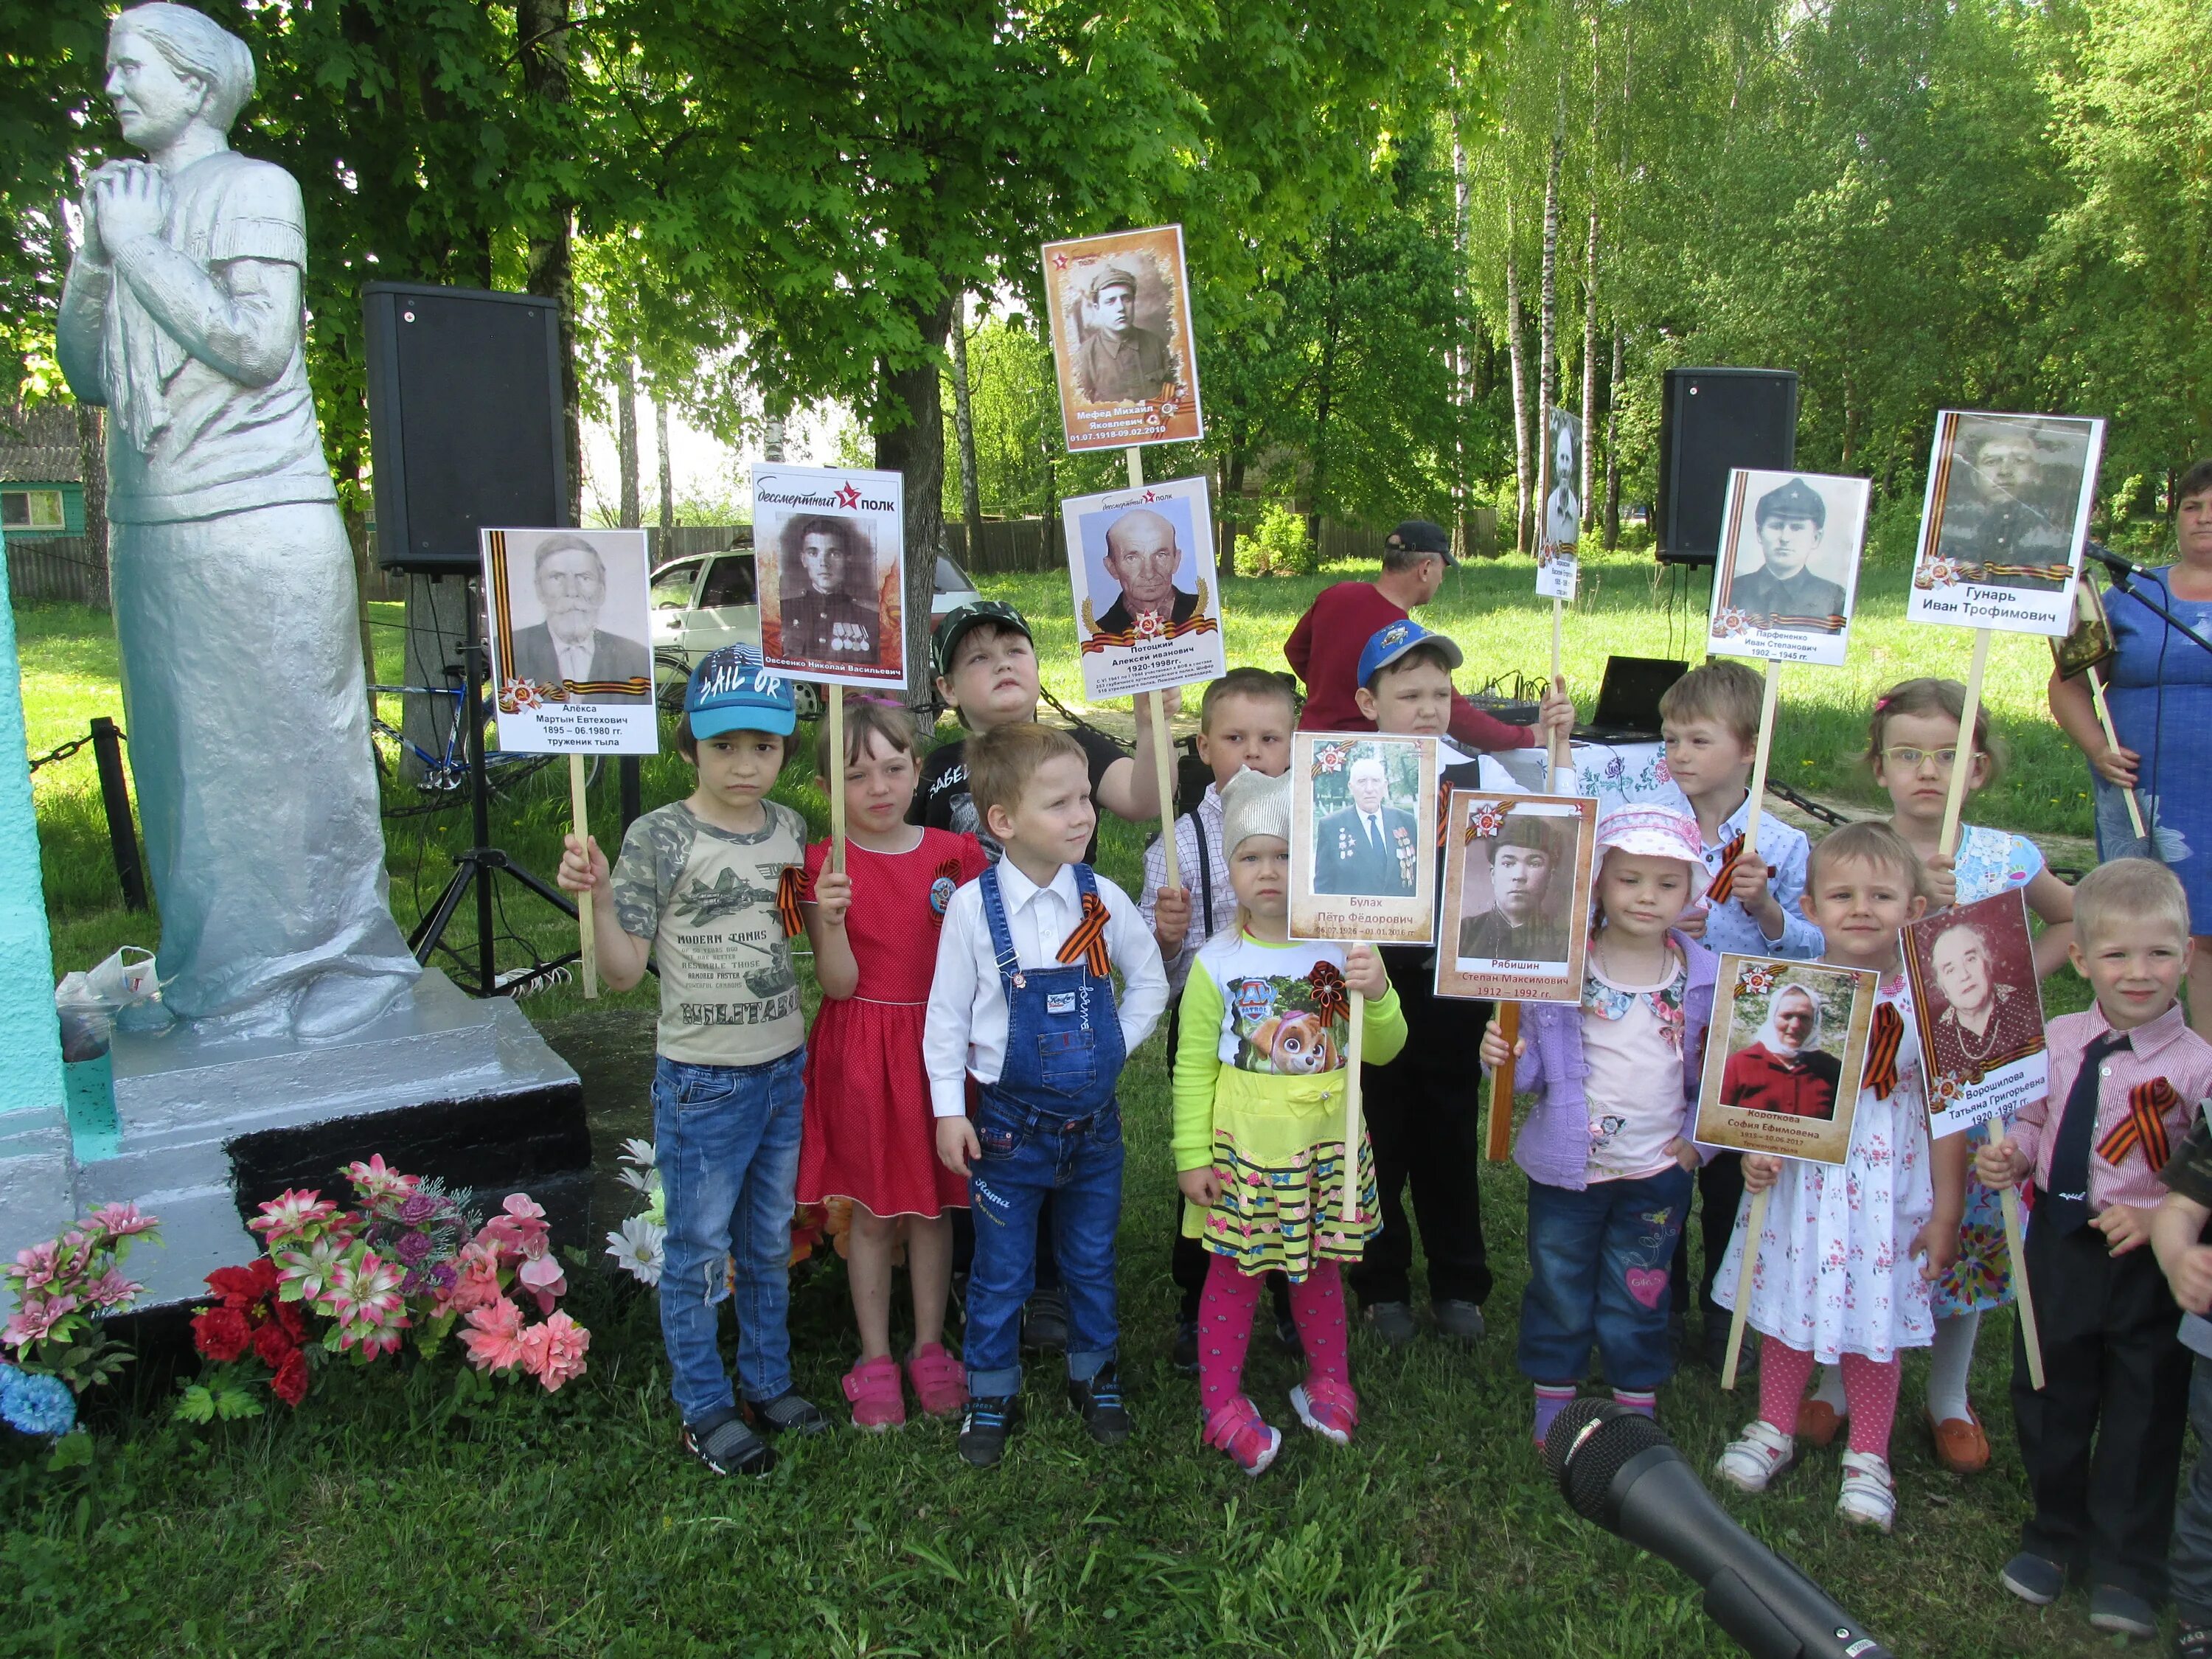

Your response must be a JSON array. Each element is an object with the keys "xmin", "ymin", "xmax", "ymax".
[{"xmin": 1220, "ymin": 767, "xmax": 1291, "ymax": 855}]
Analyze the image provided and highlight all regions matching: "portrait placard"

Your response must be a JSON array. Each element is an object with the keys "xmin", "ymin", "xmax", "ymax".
[
  {"xmin": 1694, "ymin": 955, "xmax": 1879, "ymax": 1166},
  {"xmin": 1707, "ymin": 470, "xmax": 1871, "ymax": 667},
  {"xmin": 751, "ymin": 465, "xmax": 907, "ymax": 690},
  {"xmin": 1434, "ymin": 791, "xmax": 1597, "ymax": 1004},
  {"xmin": 1040, "ymin": 224, "xmax": 1204, "ymax": 453},
  {"xmin": 1902, "ymin": 889, "xmax": 2050, "ymax": 1138},
  {"xmin": 1907, "ymin": 410, "xmax": 2105, "ymax": 639},
  {"xmin": 1061, "ymin": 474, "xmax": 1227, "ymax": 700},
  {"xmin": 1536, "ymin": 408, "xmax": 1582, "ymax": 601},
  {"xmin": 1289, "ymin": 733, "xmax": 1440, "ymax": 947},
  {"xmin": 482, "ymin": 527, "xmax": 657, "ymax": 754}
]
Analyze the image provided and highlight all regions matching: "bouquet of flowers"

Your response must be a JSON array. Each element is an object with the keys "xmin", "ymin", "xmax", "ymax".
[
  {"xmin": 603, "ymin": 1138, "xmax": 665, "ymax": 1287},
  {"xmin": 1, "ymin": 1201, "xmax": 159, "ymax": 1426},
  {"xmin": 181, "ymin": 1155, "xmax": 588, "ymax": 1422}
]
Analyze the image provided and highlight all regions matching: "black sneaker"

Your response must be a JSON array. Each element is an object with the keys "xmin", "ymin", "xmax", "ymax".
[
  {"xmin": 1172, "ymin": 1317, "xmax": 1200, "ymax": 1374},
  {"xmin": 681, "ymin": 1413, "xmax": 776, "ymax": 1478},
  {"xmin": 1068, "ymin": 1361, "xmax": 1133, "ymax": 1446},
  {"xmin": 1021, "ymin": 1287, "xmax": 1068, "ymax": 1352},
  {"xmin": 1272, "ymin": 1311, "xmax": 1304, "ymax": 1358},
  {"xmin": 2176, "ymin": 1618, "xmax": 2212, "ymax": 1657},
  {"xmin": 750, "ymin": 1389, "xmax": 830, "ymax": 1436},
  {"xmin": 959, "ymin": 1394, "xmax": 1020, "ymax": 1467},
  {"xmin": 1364, "ymin": 1300, "xmax": 1416, "ymax": 1348}
]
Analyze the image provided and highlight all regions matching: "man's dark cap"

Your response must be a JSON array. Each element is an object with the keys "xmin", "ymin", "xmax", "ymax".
[
  {"xmin": 1385, "ymin": 519, "xmax": 1455, "ymax": 565},
  {"xmin": 1478, "ymin": 813, "xmax": 1562, "ymax": 862},
  {"xmin": 932, "ymin": 599, "xmax": 1031, "ymax": 683},
  {"xmin": 1754, "ymin": 479, "xmax": 1826, "ymax": 529},
  {"xmin": 1087, "ymin": 264, "xmax": 1139, "ymax": 301}
]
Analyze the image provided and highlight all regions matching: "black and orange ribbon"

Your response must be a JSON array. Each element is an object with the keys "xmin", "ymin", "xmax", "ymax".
[
  {"xmin": 1078, "ymin": 614, "xmax": 1221, "ymax": 654},
  {"xmin": 1705, "ymin": 833, "xmax": 1775, "ymax": 905},
  {"xmin": 1055, "ymin": 893, "xmax": 1112, "ymax": 977},
  {"xmin": 774, "ymin": 866, "xmax": 807, "ymax": 939},
  {"xmin": 2097, "ymin": 1077, "xmax": 2178, "ymax": 1170},
  {"xmin": 1436, "ymin": 779, "xmax": 1455, "ymax": 849},
  {"xmin": 1307, "ymin": 959, "xmax": 1349, "ymax": 1026},
  {"xmin": 1863, "ymin": 1003, "xmax": 1904, "ymax": 1099}
]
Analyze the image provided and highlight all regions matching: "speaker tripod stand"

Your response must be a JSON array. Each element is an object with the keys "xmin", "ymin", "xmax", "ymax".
[{"xmin": 406, "ymin": 582, "xmax": 582, "ymax": 996}]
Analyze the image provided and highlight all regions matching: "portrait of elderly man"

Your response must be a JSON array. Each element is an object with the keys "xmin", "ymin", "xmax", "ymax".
[
  {"xmin": 1073, "ymin": 264, "xmax": 1176, "ymax": 404},
  {"xmin": 1939, "ymin": 424, "xmax": 2072, "ymax": 588},
  {"xmin": 1720, "ymin": 983, "xmax": 1844, "ymax": 1120},
  {"xmin": 1543, "ymin": 414, "xmax": 1581, "ymax": 554},
  {"xmin": 507, "ymin": 533, "xmax": 651, "ymax": 703},
  {"xmin": 1458, "ymin": 815, "xmax": 1570, "ymax": 963},
  {"xmin": 1924, "ymin": 919, "xmax": 2043, "ymax": 1080},
  {"xmin": 1728, "ymin": 478, "xmax": 1848, "ymax": 630},
  {"xmin": 1091, "ymin": 507, "xmax": 1200, "ymax": 636},
  {"xmin": 1313, "ymin": 753, "xmax": 1419, "ymax": 897},
  {"xmin": 776, "ymin": 515, "xmax": 878, "ymax": 666}
]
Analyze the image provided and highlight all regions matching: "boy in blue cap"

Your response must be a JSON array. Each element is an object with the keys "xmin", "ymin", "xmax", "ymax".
[{"xmin": 558, "ymin": 644, "xmax": 829, "ymax": 1476}]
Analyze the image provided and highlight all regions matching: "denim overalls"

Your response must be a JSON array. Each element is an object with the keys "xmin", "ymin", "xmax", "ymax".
[{"xmin": 963, "ymin": 863, "xmax": 1127, "ymax": 1397}]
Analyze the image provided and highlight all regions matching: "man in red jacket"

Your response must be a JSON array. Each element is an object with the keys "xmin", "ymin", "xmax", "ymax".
[{"xmin": 1285, "ymin": 519, "xmax": 1567, "ymax": 748}]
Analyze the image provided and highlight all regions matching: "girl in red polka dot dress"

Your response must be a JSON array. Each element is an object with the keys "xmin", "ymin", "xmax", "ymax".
[{"xmin": 801, "ymin": 699, "xmax": 989, "ymax": 1430}]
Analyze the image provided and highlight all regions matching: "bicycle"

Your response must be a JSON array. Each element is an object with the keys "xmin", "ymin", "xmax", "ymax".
[{"xmin": 369, "ymin": 681, "xmax": 597, "ymax": 805}]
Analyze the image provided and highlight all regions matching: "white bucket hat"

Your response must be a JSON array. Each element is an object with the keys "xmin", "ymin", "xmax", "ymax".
[{"xmin": 1593, "ymin": 801, "xmax": 1711, "ymax": 907}]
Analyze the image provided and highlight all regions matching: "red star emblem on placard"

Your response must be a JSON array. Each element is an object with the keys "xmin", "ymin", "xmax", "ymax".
[
  {"xmin": 1051, "ymin": 254, "xmax": 1069, "ymax": 270},
  {"xmin": 832, "ymin": 481, "xmax": 860, "ymax": 509},
  {"xmin": 1142, "ymin": 490, "xmax": 1156, "ymax": 501}
]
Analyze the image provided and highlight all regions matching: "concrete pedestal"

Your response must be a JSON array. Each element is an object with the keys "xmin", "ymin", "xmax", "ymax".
[{"xmin": 83, "ymin": 969, "xmax": 588, "ymax": 1307}]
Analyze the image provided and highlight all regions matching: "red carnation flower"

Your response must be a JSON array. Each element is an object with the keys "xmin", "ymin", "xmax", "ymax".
[
  {"xmin": 271, "ymin": 1349, "xmax": 310, "ymax": 1408},
  {"xmin": 192, "ymin": 1305, "xmax": 251, "ymax": 1363},
  {"xmin": 251, "ymin": 1321, "xmax": 296, "ymax": 1367},
  {"xmin": 271, "ymin": 1298, "xmax": 307, "ymax": 1341},
  {"xmin": 205, "ymin": 1265, "xmax": 265, "ymax": 1307}
]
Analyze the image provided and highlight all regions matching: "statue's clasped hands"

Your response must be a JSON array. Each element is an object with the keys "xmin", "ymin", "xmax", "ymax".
[{"xmin": 82, "ymin": 161, "xmax": 173, "ymax": 262}]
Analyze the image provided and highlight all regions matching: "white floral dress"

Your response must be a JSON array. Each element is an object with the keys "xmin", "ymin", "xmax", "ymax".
[{"xmin": 1714, "ymin": 975, "xmax": 1935, "ymax": 1363}]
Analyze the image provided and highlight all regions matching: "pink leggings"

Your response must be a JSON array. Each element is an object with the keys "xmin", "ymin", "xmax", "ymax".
[
  {"xmin": 1197, "ymin": 1253, "xmax": 1351, "ymax": 1413},
  {"xmin": 1759, "ymin": 1340, "xmax": 1902, "ymax": 1459}
]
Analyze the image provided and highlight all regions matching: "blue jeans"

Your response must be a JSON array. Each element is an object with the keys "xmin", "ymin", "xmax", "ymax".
[
  {"xmin": 653, "ymin": 1049, "xmax": 804, "ymax": 1425},
  {"xmin": 964, "ymin": 1092, "xmax": 1124, "ymax": 1397},
  {"xmin": 1517, "ymin": 1167, "xmax": 1691, "ymax": 1394}
]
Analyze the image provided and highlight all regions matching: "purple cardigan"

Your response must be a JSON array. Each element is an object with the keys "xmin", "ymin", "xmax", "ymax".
[{"xmin": 1508, "ymin": 933, "xmax": 1719, "ymax": 1192}]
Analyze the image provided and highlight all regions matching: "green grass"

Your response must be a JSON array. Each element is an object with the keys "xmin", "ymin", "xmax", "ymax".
[{"xmin": 0, "ymin": 577, "xmax": 2121, "ymax": 1655}]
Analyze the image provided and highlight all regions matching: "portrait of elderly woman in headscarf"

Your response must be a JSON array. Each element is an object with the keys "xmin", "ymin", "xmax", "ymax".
[
  {"xmin": 1720, "ymin": 982, "xmax": 1844, "ymax": 1121},
  {"xmin": 57, "ymin": 4, "xmax": 417, "ymax": 1040}
]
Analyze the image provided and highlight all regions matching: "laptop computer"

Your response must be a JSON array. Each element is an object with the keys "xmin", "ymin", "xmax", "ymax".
[{"xmin": 1575, "ymin": 655, "xmax": 1688, "ymax": 744}]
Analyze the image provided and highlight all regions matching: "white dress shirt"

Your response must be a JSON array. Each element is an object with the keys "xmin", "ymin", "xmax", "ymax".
[
  {"xmin": 554, "ymin": 636, "xmax": 594, "ymax": 684},
  {"xmin": 924, "ymin": 859, "xmax": 1167, "ymax": 1117}
]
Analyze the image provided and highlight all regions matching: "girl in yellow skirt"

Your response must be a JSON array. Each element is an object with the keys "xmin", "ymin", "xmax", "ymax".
[{"xmin": 1172, "ymin": 768, "xmax": 1405, "ymax": 1474}]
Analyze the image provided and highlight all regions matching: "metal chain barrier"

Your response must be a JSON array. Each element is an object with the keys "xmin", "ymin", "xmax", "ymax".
[{"xmin": 28, "ymin": 728, "xmax": 122, "ymax": 773}]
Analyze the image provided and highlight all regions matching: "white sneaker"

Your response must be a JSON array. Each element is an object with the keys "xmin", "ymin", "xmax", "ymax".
[
  {"xmin": 1837, "ymin": 1450, "xmax": 1896, "ymax": 1532},
  {"xmin": 1714, "ymin": 1420, "xmax": 1795, "ymax": 1493}
]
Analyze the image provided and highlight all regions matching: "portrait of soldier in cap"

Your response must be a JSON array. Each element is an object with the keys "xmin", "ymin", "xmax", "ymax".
[
  {"xmin": 774, "ymin": 514, "xmax": 879, "ymax": 667},
  {"xmin": 1457, "ymin": 813, "xmax": 1571, "ymax": 964},
  {"xmin": 1073, "ymin": 263, "xmax": 1177, "ymax": 404},
  {"xmin": 1936, "ymin": 422, "xmax": 2073, "ymax": 588},
  {"xmin": 1726, "ymin": 477, "xmax": 1848, "ymax": 632},
  {"xmin": 1091, "ymin": 506, "xmax": 1202, "ymax": 636}
]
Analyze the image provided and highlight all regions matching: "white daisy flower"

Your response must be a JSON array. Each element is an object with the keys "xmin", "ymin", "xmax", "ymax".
[{"xmin": 605, "ymin": 1215, "xmax": 666, "ymax": 1287}]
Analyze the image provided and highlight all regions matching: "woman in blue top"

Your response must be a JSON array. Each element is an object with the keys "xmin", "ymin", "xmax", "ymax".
[{"xmin": 2051, "ymin": 458, "xmax": 2212, "ymax": 1029}]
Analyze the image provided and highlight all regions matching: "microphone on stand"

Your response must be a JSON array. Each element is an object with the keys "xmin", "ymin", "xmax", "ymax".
[
  {"xmin": 2082, "ymin": 540, "xmax": 2155, "ymax": 582},
  {"xmin": 1545, "ymin": 1398, "xmax": 1893, "ymax": 1659}
]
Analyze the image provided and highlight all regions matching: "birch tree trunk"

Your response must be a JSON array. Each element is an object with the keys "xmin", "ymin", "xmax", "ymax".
[
  {"xmin": 947, "ymin": 292, "xmax": 984, "ymax": 563},
  {"xmin": 1604, "ymin": 326, "xmax": 1623, "ymax": 548},
  {"xmin": 616, "ymin": 351, "xmax": 641, "ymax": 529},
  {"xmin": 1506, "ymin": 203, "xmax": 1531, "ymax": 555},
  {"xmin": 655, "ymin": 398, "xmax": 674, "ymax": 534},
  {"xmin": 1581, "ymin": 14, "xmax": 1601, "ymax": 521},
  {"xmin": 1538, "ymin": 88, "xmax": 1564, "ymax": 535},
  {"xmin": 1451, "ymin": 102, "xmax": 1472, "ymax": 555}
]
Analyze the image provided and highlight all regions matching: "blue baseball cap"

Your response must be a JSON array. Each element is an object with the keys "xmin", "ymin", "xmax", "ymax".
[
  {"xmin": 684, "ymin": 644, "xmax": 796, "ymax": 737},
  {"xmin": 1357, "ymin": 618, "xmax": 1464, "ymax": 688}
]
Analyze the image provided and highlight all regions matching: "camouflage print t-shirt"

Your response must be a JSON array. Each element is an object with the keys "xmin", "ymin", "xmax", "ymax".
[{"xmin": 610, "ymin": 799, "xmax": 806, "ymax": 1067}]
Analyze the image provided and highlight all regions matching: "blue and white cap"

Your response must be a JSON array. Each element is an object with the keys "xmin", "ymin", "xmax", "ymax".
[
  {"xmin": 684, "ymin": 644, "xmax": 796, "ymax": 738},
  {"xmin": 1356, "ymin": 617, "xmax": 1464, "ymax": 688}
]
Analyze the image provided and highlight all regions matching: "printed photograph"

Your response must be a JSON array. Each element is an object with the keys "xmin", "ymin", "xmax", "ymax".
[
  {"xmin": 1694, "ymin": 955, "xmax": 1879, "ymax": 1166},
  {"xmin": 1907, "ymin": 410, "xmax": 2105, "ymax": 639},
  {"xmin": 1289, "ymin": 732, "xmax": 1440, "ymax": 947},
  {"xmin": 1061, "ymin": 474, "xmax": 1226, "ymax": 701},
  {"xmin": 1436, "ymin": 793, "xmax": 1596, "ymax": 1004},
  {"xmin": 751, "ymin": 465, "xmax": 907, "ymax": 689},
  {"xmin": 1903, "ymin": 888, "xmax": 2051, "ymax": 1137},
  {"xmin": 481, "ymin": 526, "xmax": 658, "ymax": 755},
  {"xmin": 1536, "ymin": 408, "xmax": 1582, "ymax": 600},
  {"xmin": 1040, "ymin": 223, "xmax": 1205, "ymax": 451},
  {"xmin": 1707, "ymin": 470, "xmax": 1871, "ymax": 668}
]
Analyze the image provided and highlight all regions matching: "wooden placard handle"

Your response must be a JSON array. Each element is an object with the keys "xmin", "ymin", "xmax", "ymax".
[
  {"xmin": 569, "ymin": 754, "xmax": 599, "ymax": 1000},
  {"xmin": 1721, "ymin": 1186, "xmax": 1770, "ymax": 1391},
  {"xmin": 827, "ymin": 689, "xmax": 846, "ymax": 877},
  {"xmin": 2085, "ymin": 664, "xmax": 2148, "ymax": 841},
  {"xmin": 2001, "ymin": 1186, "xmax": 2045, "ymax": 1391},
  {"xmin": 1150, "ymin": 692, "xmax": 1179, "ymax": 889},
  {"xmin": 1486, "ymin": 1002, "xmax": 1518, "ymax": 1161},
  {"xmin": 1742, "ymin": 661, "xmax": 1781, "ymax": 859},
  {"xmin": 1937, "ymin": 629, "xmax": 1992, "ymax": 858},
  {"xmin": 1341, "ymin": 985, "xmax": 1366, "ymax": 1226},
  {"xmin": 1548, "ymin": 599, "xmax": 1571, "ymax": 791}
]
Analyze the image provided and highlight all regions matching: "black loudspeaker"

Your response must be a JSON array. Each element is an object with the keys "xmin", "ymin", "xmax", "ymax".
[
  {"xmin": 1655, "ymin": 367, "xmax": 1799, "ymax": 566},
  {"xmin": 363, "ymin": 283, "xmax": 568, "ymax": 572}
]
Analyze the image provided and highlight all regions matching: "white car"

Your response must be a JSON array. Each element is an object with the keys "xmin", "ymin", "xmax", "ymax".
[{"xmin": 650, "ymin": 548, "xmax": 982, "ymax": 714}]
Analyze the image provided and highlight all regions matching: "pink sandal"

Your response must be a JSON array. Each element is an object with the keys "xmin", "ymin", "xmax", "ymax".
[
  {"xmin": 905, "ymin": 1343, "xmax": 967, "ymax": 1419},
  {"xmin": 1204, "ymin": 1396, "xmax": 1282, "ymax": 1476},
  {"xmin": 1290, "ymin": 1379, "xmax": 1358, "ymax": 1445},
  {"xmin": 841, "ymin": 1354, "xmax": 905, "ymax": 1430}
]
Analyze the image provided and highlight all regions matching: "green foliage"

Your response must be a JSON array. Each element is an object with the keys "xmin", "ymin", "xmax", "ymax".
[
  {"xmin": 1243, "ymin": 502, "xmax": 1320, "ymax": 577},
  {"xmin": 172, "ymin": 1380, "xmax": 263, "ymax": 1427}
]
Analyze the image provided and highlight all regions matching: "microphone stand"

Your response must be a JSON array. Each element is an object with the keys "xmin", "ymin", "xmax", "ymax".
[{"xmin": 2090, "ymin": 546, "xmax": 2212, "ymax": 659}]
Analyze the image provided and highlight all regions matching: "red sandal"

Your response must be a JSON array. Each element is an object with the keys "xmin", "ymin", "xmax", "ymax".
[{"xmin": 905, "ymin": 1343, "xmax": 967, "ymax": 1419}]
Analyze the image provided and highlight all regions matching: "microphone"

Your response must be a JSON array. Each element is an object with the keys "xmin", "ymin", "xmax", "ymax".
[
  {"xmin": 2083, "ymin": 540, "xmax": 2155, "ymax": 582},
  {"xmin": 1545, "ymin": 1399, "xmax": 1893, "ymax": 1659}
]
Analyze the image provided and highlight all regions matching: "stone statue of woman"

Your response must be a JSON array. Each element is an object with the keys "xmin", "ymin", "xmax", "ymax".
[{"xmin": 58, "ymin": 4, "xmax": 419, "ymax": 1040}]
